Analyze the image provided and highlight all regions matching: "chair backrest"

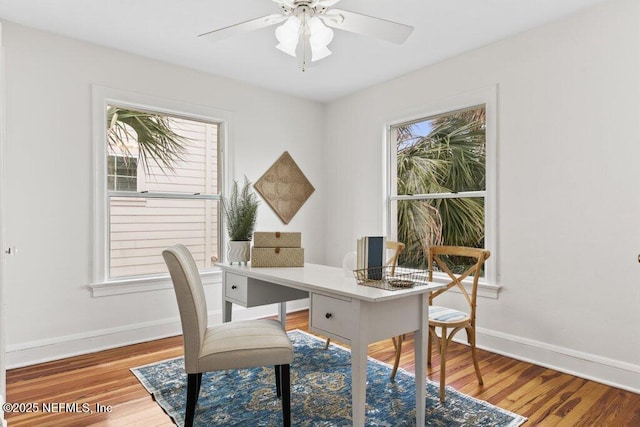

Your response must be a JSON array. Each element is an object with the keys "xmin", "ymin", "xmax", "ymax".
[
  {"xmin": 428, "ymin": 246, "xmax": 491, "ymax": 322},
  {"xmin": 385, "ymin": 241, "xmax": 405, "ymax": 276},
  {"xmin": 162, "ymin": 244, "xmax": 208, "ymax": 371}
]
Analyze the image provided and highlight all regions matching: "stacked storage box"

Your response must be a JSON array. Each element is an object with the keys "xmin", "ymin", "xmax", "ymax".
[{"xmin": 251, "ymin": 232, "xmax": 304, "ymax": 267}]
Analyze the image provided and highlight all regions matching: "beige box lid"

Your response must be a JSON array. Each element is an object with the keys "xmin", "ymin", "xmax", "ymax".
[{"xmin": 253, "ymin": 232, "xmax": 301, "ymax": 248}]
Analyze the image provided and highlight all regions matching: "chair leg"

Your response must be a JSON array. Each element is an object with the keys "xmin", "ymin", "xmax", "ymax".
[
  {"xmin": 427, "ymin": 326, "xmax": 434, "ymax": 366},
  {"xmin": 467, "ymin": 326, "xmax": 483, "ymax": 385},
  {"xmin": 185, "ymin": 373, "xmax": 202, "ymax": 427},
  {"xmin": 275, "ymin": 365, "xmax": 282, "ymax": 398},
  {"xmin": 390, "ymin": 335, "xmax": 403, "ymax": 380},
  {"xmin": 280, "ymin": 364, "xmax": 291, "ymax": 427},
  {"xmin": 324, "ymin": 337, "xmax": 331, "ymax": 350},
  {"xmin": 439, "ymin": 327, "xmax": 448, "ymax": 404}
]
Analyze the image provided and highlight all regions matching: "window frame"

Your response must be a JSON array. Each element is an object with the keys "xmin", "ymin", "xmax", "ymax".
[
  {"xmin": 90, "ymin": 86, "xmax": 233, "ymax": 297},
  {"xmin": 384, "ymin": 86, "xmax": 499, "ymax": 297}
]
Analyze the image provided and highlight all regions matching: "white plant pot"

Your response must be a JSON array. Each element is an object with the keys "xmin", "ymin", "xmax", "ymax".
[{"xmin": 228, "ymin": 240, "xmax": 251, "ymax": 265}]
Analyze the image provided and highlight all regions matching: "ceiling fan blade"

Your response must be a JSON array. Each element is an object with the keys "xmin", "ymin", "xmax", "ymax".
[
  {"xmin": 316, "ymin": 0, "xmax": 343, "ymax": 7},
  {"xmin": 323, "ymin": 9, "xmax": 413, "ymax": 44},
  {"xmin": 273, "ymin": 0, "xmax": 295, "ymax": 8},
  {"xmin": 198, "ymin": 14, "xmax": 285, "ymax": 42}
]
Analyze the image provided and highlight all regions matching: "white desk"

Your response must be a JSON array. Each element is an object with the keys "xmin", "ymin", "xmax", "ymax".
[{"xmin": 218, "ymin": 262, "xmax": 444, "ymax": 427}]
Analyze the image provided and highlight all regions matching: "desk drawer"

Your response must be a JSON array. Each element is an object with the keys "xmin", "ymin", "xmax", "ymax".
[
  {"xmin": 225, "ymin": 272, "xmax": 248, "ymax": 305},
  {"xmin": 310, "ymin": 294, "xmax": 353, "ymax": 341}
]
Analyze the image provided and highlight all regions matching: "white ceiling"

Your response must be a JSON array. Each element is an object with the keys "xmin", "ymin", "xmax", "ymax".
[{"xmin": 0, "ymin": 0, "xmax": 609, "ymax": 102}]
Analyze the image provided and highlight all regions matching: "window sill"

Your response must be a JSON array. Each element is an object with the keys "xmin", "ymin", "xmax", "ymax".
[{"xmin": 89, "ymin": 269, "xmax": 222, "ymax": 297}]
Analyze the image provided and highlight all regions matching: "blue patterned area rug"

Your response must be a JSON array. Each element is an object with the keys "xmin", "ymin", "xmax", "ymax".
[{"xmin": 132, "ymin": 330, "xmax": 526, "ymax": 426}]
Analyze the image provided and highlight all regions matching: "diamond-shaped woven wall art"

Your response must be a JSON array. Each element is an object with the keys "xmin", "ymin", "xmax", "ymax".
[{"xmin": 254, "ymin": 151, "xmax": 315, "ymax": 225}]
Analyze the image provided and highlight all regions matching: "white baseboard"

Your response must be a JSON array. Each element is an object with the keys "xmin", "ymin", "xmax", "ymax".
[
  {"xmin": 7, "ymin": 303, "xmax": 638, "ymax": 396},
  {"xmin": 6, "ymin": 300, "xmax": 310, "ymax": 369},
  {"xmin": 475, "ymin": 327, "xmax": 640, "ymax": 395},
  {"xmin": 6, "ymin": 317, "xmax": 183, "ymax": 369}
]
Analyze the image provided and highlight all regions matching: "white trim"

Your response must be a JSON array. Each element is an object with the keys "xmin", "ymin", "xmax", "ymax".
[
  {"xmin": 89, "ymin": 269, "xmax": 222, "ymax": 297},
  {"xmin": 472, "ymin": 327, "xmax": 640, "ymax": 395},
  {"xmin": 91, "ymin": 85, "xmax": 233, "ymax": 290},
  {"xmin": 383, "ymin": 85, "xmax": 499, "ymax": 285},
  {"xmin": 392, "ymin": 191, "xmax": 486, "ymax": 201},
  {"xmin": 6, "ymin": 299, "xmax": 309, "ymax": 369},
  {"xmin": 6, "ymin": 315, "xmax": 183, "ymax": 369},
  {"xmin": 108, "ymin": 191, "xmax": 221, "ymax": 200},
  {"xmin": 483, "ymin": 85, "xmax": 498, "ymax": 284}
]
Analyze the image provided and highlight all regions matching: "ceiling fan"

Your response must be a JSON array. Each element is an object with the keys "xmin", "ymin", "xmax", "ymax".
[{"xmin": 198, "ymin": 0, "xmax": 414, "ymax": 71}]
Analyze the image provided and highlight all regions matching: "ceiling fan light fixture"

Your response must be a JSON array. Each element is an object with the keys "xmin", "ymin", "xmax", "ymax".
[
  {"xmin": 275, "ymin": 15, "xmax": 301, "ymax": 57},
  {"xmin": 310, "ymin": 44, "xmax": 332, "ymax": 61},
  {"xmin": 198, "ymin": 0, "xmax": 413, "ymax": 70},
  {"xmin": 307, "ymin": 16, "xmax": 334, "ymax": 61},
  {"xmin": 276, "ymin": 40, "xmax": 298, "ymax": 57},
  {"xmin": 308, "ymin": 16, "xmax": 333, "ymax": 45}
]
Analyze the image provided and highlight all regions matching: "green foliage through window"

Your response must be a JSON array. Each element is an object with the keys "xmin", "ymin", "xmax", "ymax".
[{"xmin": 393, "ymin": 106, "xmax": 486, "ymax": 269}]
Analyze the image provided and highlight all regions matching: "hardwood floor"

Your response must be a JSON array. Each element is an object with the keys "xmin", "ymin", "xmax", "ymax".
[{"xmin": 6, "ymin": 310, "xmax": 640, "ymax": 426}]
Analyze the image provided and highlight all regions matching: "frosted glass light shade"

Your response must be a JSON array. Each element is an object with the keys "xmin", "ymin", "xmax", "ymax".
[
  {"xmin": 274, "ymin": 13, "xmax": 335, "ymax": 63},
  {"xmin": 308, "ymin": 17, "xmax": 333, "ymax": 45},
  {"xmin": 308, "ymin": 16, "xmax": 333, "ymax": 61},
  {"xmin": 275, "ymin": 16, "xmax": 301, "ymax": 57},
  {"xmin": 310, "ymin": 44, "xmax": 331, "ymax": 61}
]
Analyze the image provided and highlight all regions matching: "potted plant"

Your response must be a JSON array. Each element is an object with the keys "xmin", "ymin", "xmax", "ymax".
[{"xmin": 223, "ymin": 177, "xmax": 259, "ymax": 264}]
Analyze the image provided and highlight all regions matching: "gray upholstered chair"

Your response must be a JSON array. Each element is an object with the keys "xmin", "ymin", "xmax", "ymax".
[{"xmin": 162, "ymin": 244, "xmax": 293, "ymax": 427}]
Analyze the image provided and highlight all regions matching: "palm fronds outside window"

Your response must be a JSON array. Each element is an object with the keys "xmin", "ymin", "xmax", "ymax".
[{"xmin": 392, "ymin": 106, "xmax": 486, "ymax": 270}]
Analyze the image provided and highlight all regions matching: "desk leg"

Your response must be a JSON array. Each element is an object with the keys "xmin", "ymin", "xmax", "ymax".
[
  {"xmin": 351, "ymin": 301, "xmax": 367, "ymax": 427},
  {"xmin": 223, "ymin": 301, "xmax": 232, "ymax": 323},
  {"xmin": 415, "ymin": 293, "xmax": 428, "ymax": 427},
  {"xmin": 278, "ymin": 302, "xmax": 287, "ymax": 328}
]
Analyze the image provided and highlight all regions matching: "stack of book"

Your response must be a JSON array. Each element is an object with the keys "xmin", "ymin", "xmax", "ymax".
[{"xmin": 356, "ymin": 236, "xmax": 386, "ymax": 280}]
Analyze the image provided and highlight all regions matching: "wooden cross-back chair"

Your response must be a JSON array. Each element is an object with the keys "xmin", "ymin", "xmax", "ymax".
[
  {"xmin": 391, "ymin": 245, "xmax": 490, "ymax": 403},
  {"xmin": 324, "ymin": 241, "xmax": 406, "ymax": 351}
]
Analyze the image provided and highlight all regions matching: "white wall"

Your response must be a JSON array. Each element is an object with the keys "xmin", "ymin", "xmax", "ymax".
[
  {"xmin": 2, "ymin": 21, "xmax": 325, "ymax": 367},
  {"xmin": 324, "ymin": 0, "xmax": 640, "ymax": 392},
  {"xmin": 0, "ymin": 19, "xmax": 7, "ymax": 427}
]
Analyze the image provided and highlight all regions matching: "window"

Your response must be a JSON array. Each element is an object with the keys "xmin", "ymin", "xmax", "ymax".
[
  {"xmin": 92, "ymin": 87, "xmax": 229, "ymax": 295},
  {"xmin": 386, "ymin": 88, "xmax": 497, "ymax": 287},
  {"xmin": 107, "ymin": 155, "xmax": 137, "ymax": 191}
]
